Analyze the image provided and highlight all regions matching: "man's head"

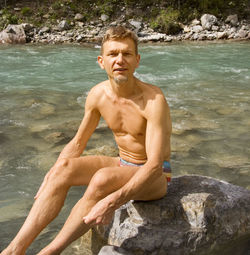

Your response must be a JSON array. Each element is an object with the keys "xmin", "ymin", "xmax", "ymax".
[
  {"xmin": 101, "ymin": 26, "xmax": 138, "ymax": 55},
  {"xmin": 98, "ymin": 26, "xmax": 140, "ymax": 85}
]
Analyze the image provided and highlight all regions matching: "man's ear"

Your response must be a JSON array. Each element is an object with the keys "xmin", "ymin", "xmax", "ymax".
[
  {"xmin": 97, "ymin": 55, "xmax": 105, "ymax": 69},
  {"xmin": 136, "ymin": 54, "xmax": 141, "ymax": 68}
]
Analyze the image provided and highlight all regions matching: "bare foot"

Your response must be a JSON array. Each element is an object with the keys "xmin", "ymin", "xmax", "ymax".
[
  {"xmin": 37, "ymin": 246, "xmax": 61, "ymax": 255},
  {"xmin": 0, "ymin": 244, "xmax": 25, "ymax": 255}
]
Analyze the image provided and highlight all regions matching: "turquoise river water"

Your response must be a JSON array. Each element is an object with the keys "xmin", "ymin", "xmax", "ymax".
[{"xmin": 0, "ymin": 42, "xmax": 250, "ymax": 254}]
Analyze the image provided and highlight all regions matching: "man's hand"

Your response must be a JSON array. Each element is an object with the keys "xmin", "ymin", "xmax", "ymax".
[{"xmin": 83, "ymin": 196, "xmax": 116, "ymax": 226}]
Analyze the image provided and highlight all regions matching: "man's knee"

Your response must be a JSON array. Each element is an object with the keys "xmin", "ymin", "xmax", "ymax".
[
  {"xmin": 86, "ymin": 168, "xmax": 114, "ymax": 199},
  {"xmin": 48, "ymin": 158, "xmax": 73, "ymax": 186},
  {"xmin": 91, "ymin": 168, "xmax": 112, "ymax": 188}
]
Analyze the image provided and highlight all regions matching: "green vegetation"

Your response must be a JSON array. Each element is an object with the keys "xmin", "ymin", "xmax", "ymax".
[
  {"xmin": 150, "ymin": 8, "xmax": 182, "ymax": 35},
  {"xmin": 21, "ymin": 7, "xmax": 32, "ymax": 16},
  {"xmin": 0, "ymin": 0, "xmax": 249, "ymax": 31}
]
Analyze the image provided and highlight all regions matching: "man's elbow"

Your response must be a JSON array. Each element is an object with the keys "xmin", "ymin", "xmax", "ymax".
[
  {"xmin": 150, "ymin": 162, "xmax": 163, "ymax": 178},
  {"xmin": 72, "ymin": 137, "xmax": 84, "ymax": 153}
]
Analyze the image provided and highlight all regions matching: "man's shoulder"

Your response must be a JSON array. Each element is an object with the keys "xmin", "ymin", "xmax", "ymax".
[
  {"xmin": 85, "ymin": 81, "xmax": 108, "ymax": 109},
  {"xmin": 138, "ymin": 81, "xmax": 165, "ymax": 101},
  {"xmin": 89, "ymin": 81, "xmax": 107, "ymax": 94},
  {"xmin": 87, "ymin": 81, "xmax": 108, "ymax": 100},
  {"xmin": 138, "ymin": 81, "xmax": 168, "ymax": 115}
]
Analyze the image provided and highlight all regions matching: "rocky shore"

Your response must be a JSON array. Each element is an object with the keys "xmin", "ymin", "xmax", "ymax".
[{"xmin": 0, "ymin": 13, "xmax": 250, "ymax": 44}]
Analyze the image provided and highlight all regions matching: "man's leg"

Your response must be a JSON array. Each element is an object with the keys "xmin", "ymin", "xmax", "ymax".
[
  {"xmin": 37, "ymin": 165, "xmax": 167, "ymax": 255},
  {"xmin": 1, "ymin": 156, "xmax": 119, "ymax": 255}
]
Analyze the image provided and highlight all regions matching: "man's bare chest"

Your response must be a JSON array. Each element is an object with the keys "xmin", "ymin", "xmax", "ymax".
[{"xmin": 99, "ymin": 98, "xmax": 147, "ymax": 138}]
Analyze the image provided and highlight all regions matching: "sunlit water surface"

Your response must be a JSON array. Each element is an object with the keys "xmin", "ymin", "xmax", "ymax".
[{"xmin": 0, "ymin": 42, "xmax": 249, "ymax": 254}]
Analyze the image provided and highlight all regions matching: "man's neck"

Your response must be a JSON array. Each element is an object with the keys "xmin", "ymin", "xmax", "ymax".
[{"xmin": 109, "ymin": 76, "xmax": 138, "ymax": 98}]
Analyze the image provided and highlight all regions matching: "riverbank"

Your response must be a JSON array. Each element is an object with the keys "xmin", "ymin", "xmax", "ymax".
[{"xmin": 0, "ymin": 13, "xmax": 250, "ymax": 44}]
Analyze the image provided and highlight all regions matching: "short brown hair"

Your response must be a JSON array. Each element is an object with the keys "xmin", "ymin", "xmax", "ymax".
[{"xmin": 101, "ymin": 26, "xmax": 138, "ymax": 55}]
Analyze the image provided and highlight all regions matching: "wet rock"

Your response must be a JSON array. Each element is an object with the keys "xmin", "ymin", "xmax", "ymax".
[
  {"xmin": 74, "ymin": 13, "xmax": 85, "ymax": 21},
  {"xmin": 211, "ymin": 25, "xmax": 219, "ymax": 31},
  {"xmin": 92, "ymin": 175, "xmax": 250, "ymax": 255},
  {"xmin": 100, "ymin": 14, "xmax": 109, "ymax": 22},
  {"xmin": 183, "ymin": 32, "xmax": 192, "ymax": 40},
  {"xmin": 128, "ymin": 19, "xmax": 142, "ymax": 31},
  {"xmin": 39, "ymin": 26, "xmax": 50, "ymax": 35},
  {"xmin": 236, "ymin": 29, "xmax": 248, "ymax": 38},
  {"xmin": 171, "ymin": 134, "xmax": 201, "ymax": 153},
  {"xmin": 29, "ymin": 123, "xmax": 50, "ymax": 133},
  {"xmin": 22, "ymin": 23, "xmax": 34, "ymax": 33},
  {"xmin": 201, "ymin": 14, "xmax": 218, "ymax": 30},
  {"xmin": 39, "ymin": 103, "xmax": 56, "ymax": 116},
  {"xmin": 98, "ymin": 245, "xmax": 133, "ymax": 255},
  {"xmin": 225, "ymin": 14, "xmax": 238, "ymax": 27},
  {"xmin": 0, "ymin": 132, "xmax": 9, "ymax": 144},
  {"xmin": 139, "ymin": 33, "xmax": 166, "ymax": 42},
  {"xmin": 76, "ymin": 35, "xmax": 84, "ymax": 42},
  {"xmin": 211, "ymin": 154, "xmax": 249, "ymax": 168},
  {"xmin": 84, "ymin": 145, "xmax": 118, "ymax": 157},
  {"xmin": 207, "ymin": 33, "xmax": 217, "ymax": 40},
  {"xmin": 198, "ymin": 33, "xmax": 207, "ymax": 40},
  {"xmin": 31, "ymin": 152, "xmax": 58, "ymax": 170},
  {"xmin": 192, "ymin": 25, "xmax": 203, "ymax": 33},
  {"xmin": 217, "ymin": 31, "xmax": 227, "ymax": 39},
  {"xmin": 183, "ymin": 25, "xmax": 191, "ymax": 33},
  {"xmin": 58, "ymin": 20, "xmax": 70, "ymax": 31},
  {"xmin": 0, "ymin": 200, "xmax": 29, "ymax": 222},
  {"xmin": 0, "ymin": 24, "xmax": 26, "ymax": 44},
  {"xmin": 191, "ymin": 19, "xmax": 201, "ymax": 26},
  {"xmin": 44, "ymin": 132, "xmax": 69, "ymax": 145}
]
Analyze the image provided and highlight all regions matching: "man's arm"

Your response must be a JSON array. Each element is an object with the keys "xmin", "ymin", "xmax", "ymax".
[
  {"xmin": 35, "ymin": 87, "xmax": 101, "ymax": 199},
  {"xmin": 56, "ymin": 88, "xmax": 101, "ymax": 161}
]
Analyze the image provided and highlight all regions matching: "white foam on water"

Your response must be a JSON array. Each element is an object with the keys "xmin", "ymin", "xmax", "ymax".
[
  {"xmin": 0, "ymin": 119, "xmax": 25, "ymax": 127},
  {"xmin": 220, "ymin": 67, "xmax": 249, "ymax": 74}
]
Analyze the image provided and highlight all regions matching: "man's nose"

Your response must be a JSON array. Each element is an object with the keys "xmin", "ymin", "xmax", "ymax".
[{"xmin": 116, "ymin": 53, "xmax": 124, "ymax": 63}]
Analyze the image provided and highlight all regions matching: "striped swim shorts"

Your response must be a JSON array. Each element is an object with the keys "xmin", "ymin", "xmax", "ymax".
[{"xmin": 119, "ymin": 158, "xmax": 172, "ymax": 182}]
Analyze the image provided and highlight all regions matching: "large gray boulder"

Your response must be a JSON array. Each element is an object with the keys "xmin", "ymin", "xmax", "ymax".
[
  {"xmin": 0, "ymin": 24, "xmax": 26, "ymax": 44},
  {"xmin": 225, "ymin": 14, "xmax": 239, "ymax": 27},
  {"xmin": 93, "ymin": 175, "xmax": 250, "ymax": 255},
  {"xmin": 201, "ymin": 14, "xmax": 218, "ymax": 30}
]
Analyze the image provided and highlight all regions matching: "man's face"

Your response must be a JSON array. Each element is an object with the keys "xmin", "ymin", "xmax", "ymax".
[{"xmin": 98, "ymin": 38, "xmax": 140, "ymax": 84}]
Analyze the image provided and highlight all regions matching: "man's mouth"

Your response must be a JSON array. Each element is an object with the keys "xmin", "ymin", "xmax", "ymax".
[{"xmin": 113, "ymin": 68, "xmax": 127, "ymax": 72}]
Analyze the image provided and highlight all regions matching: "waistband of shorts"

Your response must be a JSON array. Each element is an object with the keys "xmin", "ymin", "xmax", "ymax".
[
  {"xmin": 120, "ymin": 158, "xmax": 171, "ymax": 168},
  {"xmin": 119, "ymin": 158, "xmax": 145, "ymax": 167},
  {"xmin": 120, "ymin": 158, "xmax": 172, "ymax": 182}
]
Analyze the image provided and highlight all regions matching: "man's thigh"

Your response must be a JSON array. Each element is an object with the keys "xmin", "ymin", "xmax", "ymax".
[
  {"xmin": 91, "ymin": 166, "xmax": 167, "ymax": 201},
  {"xmin": 64, "ymin": 155, "xmax": 120, "ymax": 186}
]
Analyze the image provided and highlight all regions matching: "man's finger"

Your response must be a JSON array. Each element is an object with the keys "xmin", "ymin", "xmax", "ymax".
[{"xmin": 83, "ymin": 216, "xmax": 95, "ymax": 225}]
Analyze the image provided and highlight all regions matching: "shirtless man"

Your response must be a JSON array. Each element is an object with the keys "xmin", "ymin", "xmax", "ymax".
[{"xmin": 1, "ymin": 26, "xmax": 172, "ymax": 255}]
